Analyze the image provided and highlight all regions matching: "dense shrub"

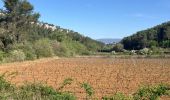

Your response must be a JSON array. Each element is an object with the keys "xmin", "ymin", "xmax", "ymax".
[
  {"xmin": 11, "ymin": 42, "xmax": 37, "ymax": 60},
  {"xmin": 68, "ymin": 41, "xmax": 89, "ymax": 55},
  {"xmin": 112, "ymin": 43, "xmax": 124, "ymax": 52},
  {"xmin": 16, "ymin": 83, "xmax": 76, "ymax": 100},
  {"xmin": 0, "ymin": 73, "xmax": 15, "ymax": 99},
  {"xmin": 150, "ymin": 47, "xmax": 165, "ymax": 55},
  {"xmin": 51, "ymin": 41, "xmax": 71, "ymax": 57},
  {"xmin": 57, "ymin": 78, "xmax": 73, "ymax": 91},
  {"xmin": 63, "ymin": 40, "xmax": 90, "ymax": 56},
  {"xmin": 138, "ymin": 48, "xmax": 153, "ymax": 55},
  {"xmin": 6, "ymin": 50, "xmax": 26, "ymax": 62},
  {"xmin": 133, "ymin": 84, "xmax": 170, "ymax": 100},
  {"xmin": 161, "ymin": 40, "xmax": 170, "ymax": 48},
  {"xmin": 0, "ymin": 51, "xmax": 6, "ymax": 62},
  {"xmin": 102, "ymin": 84, "xmax": 170, "ymax": 100},
  {"xmin": 49, "ymin": 31, "xmax": 66, "ymax": 42},
  {"xmin": 34, "ymin": 38, "xmax": 54, "ymax": 58},
  {"xmin": 50, "ymin": 40, "xmax": 70, "ymax": 57},
  {"xmin": 0, "ymin": 74, "xmax": 13, "ymax": 91},
  {"xmin": 81, "ymin": 82, "xmax": 94, "ymax": 99}
]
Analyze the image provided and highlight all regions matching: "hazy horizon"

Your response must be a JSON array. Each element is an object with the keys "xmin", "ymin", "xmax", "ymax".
[{"xmin": 0, "ymin": 0, "xmax": 170, "ymax": 39}]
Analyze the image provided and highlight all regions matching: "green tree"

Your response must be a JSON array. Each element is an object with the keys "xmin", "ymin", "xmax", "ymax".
[
  {"xmin": 0, "ymin": 0, "xmax": 39, "ymax": 50},
  {"xmin": 112, "ymin": 43, "xmax": 124, "ymax": 52}
]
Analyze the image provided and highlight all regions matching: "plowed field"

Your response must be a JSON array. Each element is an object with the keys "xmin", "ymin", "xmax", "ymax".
[{"xmin": 0, "ymin": 57, "xmax": 169, "ymax": 99}]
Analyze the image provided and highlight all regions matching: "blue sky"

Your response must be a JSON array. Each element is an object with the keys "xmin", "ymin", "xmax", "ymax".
[{"xmin": 0, "ymin": 0, "xmax": 170, "ymax": 39}]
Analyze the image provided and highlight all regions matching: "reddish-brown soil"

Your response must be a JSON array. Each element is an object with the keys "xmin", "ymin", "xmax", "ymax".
[{"xmin": 0, "ymin": 57, "xmax": 169, "ymax": 99}]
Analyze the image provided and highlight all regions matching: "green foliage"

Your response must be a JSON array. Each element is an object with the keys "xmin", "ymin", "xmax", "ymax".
[
  {"xmin": 34, "ymin": 38, "xmax": 54, "ymax": 58},
  {"xmin": 11, "ymin": 42, "xmax": 37, "ymax": 60},
  {"xmin": 0, "ymin": 73, "xmax": 13, "ymax": 91},
  {"xmin": 121, "ymin": 21, "xmax": 170, "ymax": 50},
  {"xmin": 133, "ymin": 84, "xmax": 170, "ymax": 100},
  {"xmin": 162, "ymin": 40, "xmax": 170, "ymax": 48},
  {"xmin": 0, "ymin": 51, "xmax": 6, "ymax": 61},
  {"xmin": 0, "ymin": 74, "xmax": 76, "ymax": 100},
  {"xmin": 112, "ymin": 43, "xmax": 124, "ymax": 52},
  {"xmin": 7, "ymin": 49, "xmax": 26, "ymax": 62},
  {"xmin": 22, "ymin": 44, "xmax": 37, "ymax": 60},
  {"xmin": 67, "ymin": 31, "xmax": 104, "ymax": 52},
  {"xmin": 16, "ymin": 83, "xmax": 76, "ymax": 100},
  {"xmin": 0, "ymin": 73, "xmax": 16, "ymax": 100},
  {"xmin": 81, "ymin": 82, "xmax": 94, "ymax": 99},
  {"xmin": 102, "ymin": 84, "xmax": 170, "ymax": 100},
  {"xmin": 64, "ymin": 40, "xmax": 90, "ymax": 56},
  {"xmin": 0, "ymin": 0, "xmax": 39, "ymax": 48},
  {"xmin": 138, "ymin": 48, "xmax": 152, "ymax": 55},
  {"xmin": 148, "ymin": 40, "xmax": 158, "ymax": 47},
  {"xmin": 58, "ymin": 78, "xmax": 73, "ymax": 90},
  {"xmin": 52, "ymin": 41, "xmax": 71, "ymax": 57},
  {"xmin": 49, "ymin": 31, "xmax": 66, "ymax": 42},
  {"xmin": 150, "ymin": 47, "xmax": 164, "ymax": 55},
  {"xmin": 52, "ymin": 40, "xmax": 91, "ymax": 57},
  {"xmin": 81, "ymin": 37, "xmax": 104, "ymax": 52}
]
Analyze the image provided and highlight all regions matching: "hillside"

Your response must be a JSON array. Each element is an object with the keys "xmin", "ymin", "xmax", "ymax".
[
  {"xmin": 0, "ymin": 0, "xmax": 104, "ymax": 62},
  {"xmin": 121, "ymin": 21, "xmax": 170, "ymax": 50}
]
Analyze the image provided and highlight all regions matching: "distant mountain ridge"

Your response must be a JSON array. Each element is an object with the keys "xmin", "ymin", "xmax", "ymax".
[{"xmin": 97, "ymin": 38, "xmax": 121, "ymax": 44}]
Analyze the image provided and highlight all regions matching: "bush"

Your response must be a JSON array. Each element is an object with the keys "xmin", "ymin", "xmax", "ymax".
[
  {"xmin": 6, "ymin": 50, "xmax": 26, "ymax": 62},
  {"xmin": 17, "ymin": 83, "xmax": 76, "ymax": 100},
  {"xmin": 52, "ymin": 40, "xmax": 90, "ymax": 57},
  {"xmin": 62, "ymin": 40, "xmax": 90, "ymax": 56},
  {"xmin": 112, "ymin": 43, "xmax": 124, "ymax": 52},
  {"xmin": 138, "ymin": 48, "xmax": 153, "ymax": 55},
  {"xmin": 150, "ymin": 47, "xmax": 165, "ymax": 55},
  {"xmin": 0, "ymin": 51, "xmax": 6, "ymax": 62},
  {"xmin": 0, "ymin": 73, "xmax": 16, "ymax": 99},
  {"xmin": 148, "ymin": 40, "xmax": 158, "ymax": 48},
  {"xmin": 0, "ymin": 74, "xmax": 13, "ymax": 91},
  {"xmin": 161, "ymin": 40, "xmax": 170, "ymax": 48},
  {"xmin": 49, "ymin": 31, "xmax": 66, "ymax": 42},
  {"xmin": 133, "ymin": 84, "xmax": 170, "ymax": 100},
  {"xmin": 81, "ymin": 82, "xmax": 94, "ymax": 99},
  {"xmin": 57, "ymin": 78, "xmax": 73, "ymax": 90},
  {"xmin": 51, "ymin": 40, "xmax": 71, "ymax": 57},
  {"xmin": 11, "ymin": 42, "xmax": 37, "ymax": 60},
  {"xmin": 102, "ymin": 84, "xmax": 170, "ymax": 100},
  {"xmin": 34, "ymin": 38, "xmax": 54, "ymax": 58}
]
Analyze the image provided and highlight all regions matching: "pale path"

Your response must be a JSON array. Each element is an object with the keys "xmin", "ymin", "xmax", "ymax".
[{"xmin": 0, "ymin": 58, "xmax": 170, "ymax": 99}]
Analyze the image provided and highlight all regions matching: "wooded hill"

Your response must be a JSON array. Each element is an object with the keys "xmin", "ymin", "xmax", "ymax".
[
  {"xmin": 121, "ymin": 21, "xmax": 170, "ymax": 50},
  {"xmin": 0, "ymin": 0, "xmax": 104, "ymax": 62}
]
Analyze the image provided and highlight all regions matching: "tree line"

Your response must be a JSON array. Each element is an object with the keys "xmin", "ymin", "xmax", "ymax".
[{"xmin": 121, "ymin": 21, "xmax": 170, "ymax": 50}]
